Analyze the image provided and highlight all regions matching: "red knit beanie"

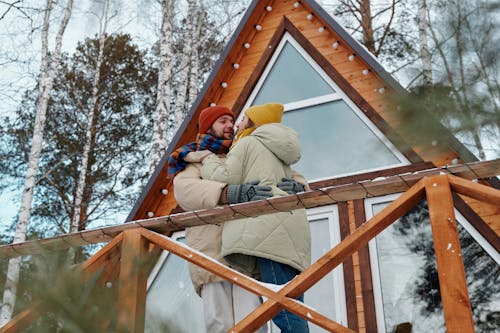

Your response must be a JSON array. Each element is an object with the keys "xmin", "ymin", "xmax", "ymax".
[{"xmin": 198, "ymin": 106, "xmax": 235, "ymax": 134}]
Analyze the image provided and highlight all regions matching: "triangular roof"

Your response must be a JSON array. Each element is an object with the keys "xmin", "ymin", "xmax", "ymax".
[{"xmin": 126, "ymin": 0, "xmax": 478, "ymax": 222}]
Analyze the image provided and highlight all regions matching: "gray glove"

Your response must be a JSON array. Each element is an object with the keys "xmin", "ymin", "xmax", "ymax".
[
  {"xmin": 277, "ymin": 177, "xmax": 305, "ymax": 194},
  {"xmin": 227, "ymin": 180, "xmax": 273, "ymax": 204}
]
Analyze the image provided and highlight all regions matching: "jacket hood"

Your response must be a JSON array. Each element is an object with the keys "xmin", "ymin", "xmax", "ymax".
[{"xmin": 251, "ymin": 123, "xmax": 301, "ymax": 165}]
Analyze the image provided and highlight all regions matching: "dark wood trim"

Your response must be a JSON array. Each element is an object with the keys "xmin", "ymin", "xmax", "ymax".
[
  {"xmin": 283, "ymin": 18, "xmax": 421, "ymax": 164},
  {"xmin": 453, "ymin": 193, "xmax": 500, "ymax": 253},
  {"xmin": 353, "ymin": 199, "xmax": 378, "ymax": 333},
  {"xmin": 338, "ymin": 201, "xmax": 359, "ymax": 331},
  {"xmin": 232, "ymin": 18, "xmax": 287, "ymax": 117},
  {"xmin": 309, "ymin": 162, "xmax": 434, "ymax": 190}
]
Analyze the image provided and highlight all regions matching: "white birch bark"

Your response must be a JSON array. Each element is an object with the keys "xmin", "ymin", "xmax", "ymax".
[
  {"xmin": 0, "ymin": 0, "xmax": 73, "ymax": 325},
  {"xmin": 70, "ymin": 0, "xmax": 109, "ymax": 235},
  {"xmin": 150, "ymin": 0, "xmax": 175, "ymax": 174},
  {"xmin": 173, "ymin": 0, "xmax": 196, "ymax": 132},
  {"xmin": 187, "ymin": 6, "xmax": 202, "ymax": 108},
  {"xmin": 417, "ymin": 0, "xmax": 432, "ymax": 87}
]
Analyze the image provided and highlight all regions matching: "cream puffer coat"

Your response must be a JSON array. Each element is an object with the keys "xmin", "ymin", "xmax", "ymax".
[
  {"xmin": 173, "ymin": 162, "xmax": 228, "ymax": 295},
  {"xmin": 201, "ymin": 123, "xmax": 311, "ymax": 275}
]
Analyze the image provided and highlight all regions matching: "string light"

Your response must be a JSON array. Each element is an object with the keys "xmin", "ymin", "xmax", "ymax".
[
  {"xmin": 221, "ymin": 82, "xmax": 228, "ymax": 88},
  {"xmin": 105, "ymin": 281, "xmax": 113, "ymax": 288},
  {"xmin": 332, "ymin": 41, "xmax": 339, "ymax": 49},
  {"xmin": 362, "ymin": 69, "xmax": 370, "ymax": 75},
  {"xmin": 293, "ymin": 2, "xmax": 300, "ymax": 8},
  {"xmin": 233, "ymin": 63, "xmax": 240, "ymax": 69},
  {"xmin": 243, "ymin": 42, "xmax": 250, "ymax": 49},
  {"xmin": 266, "ymin": 6, "xmax": 272, "ymax": 11},
  {"xmin": 348, "ymin": 54, "xmax": 355, "ymax": 61},
  {"xmin": 255, "ymin": 24, "xmax": 262, "ymax": 31},
  {"xmin": 318, "ymin": 26, "xmax": 326, "ymax": 33},
  {"xmin": 210, "ymin": 102, "xmax": 216, "ymax": 107},
  {"xmin": 147, "ymin": 211, "xmax": 154, "ymax": 218},
  {"xmin": 378, "ymin": 87, "xmax": 386, "ymax": 94},
  {"xmin": 161, "ymin": 189, "xmax": 169, "ymax": 195},
  {"xmin": 307, "ymin": 13, "xmax": 313, "ymax": 20}
]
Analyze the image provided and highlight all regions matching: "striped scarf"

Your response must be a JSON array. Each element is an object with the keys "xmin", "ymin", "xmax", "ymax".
[{"xmin": 167, "ymin": 134, "xmax": 232, "ymax": 175}]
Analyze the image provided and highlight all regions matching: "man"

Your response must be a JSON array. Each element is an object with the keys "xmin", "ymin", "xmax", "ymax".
[
  {"xmin": 170, "ymin": 105, "xmax": 304, "ymax": 333},
  {"xmin": 199, "ymin": 103, "xmax": 311, "ymax": 333}
]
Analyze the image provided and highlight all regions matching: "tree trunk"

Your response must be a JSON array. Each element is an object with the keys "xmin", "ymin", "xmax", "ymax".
[
  {"xmin": 417, "ymin": 0, "xmax": 432, "ymax": 87},
  {"xmin": 360, "ymin": 0, "xmax": 375, "ymax": 54},
  {"xmin": 188, "ymin": 6, "xmax": 203, "ymax": 108},
  {"xmin": 70, "ymin": 0, "xmax": 109, "ymax": 235},
  {"xmin": 173, "ymin": 0, "xmax": 196, "ymax": 132},
  {"xmin": 0, "ymin": 0, "xmax": 73, "ymax": 325},
  {"xmin": 150, "ymin": 0, "xmax": 175, "ymax": 174},
  {"xmin": 68, "ymin": 0, "xmax": 109, "ymax": 264}
]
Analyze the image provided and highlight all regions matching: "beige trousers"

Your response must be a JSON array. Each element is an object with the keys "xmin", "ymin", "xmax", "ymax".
[{"xmin": 201, "ymin": 281, "xmax": 269, "ymax": 333}]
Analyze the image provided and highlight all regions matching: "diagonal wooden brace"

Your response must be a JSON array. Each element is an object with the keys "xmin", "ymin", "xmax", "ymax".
[
  {"xmin": 447, "ymin": 174, "xmax": 500, "ymax": 205},
  {"xmin": 139, "ymin": 228, "xmax": 354, "ymax": 333},
  {"xmin": 232, "ymin": 178, "xmax": 426, "ymax": 332}
]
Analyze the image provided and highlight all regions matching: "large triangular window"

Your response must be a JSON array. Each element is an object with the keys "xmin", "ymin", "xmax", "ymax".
[{"xmin": 243, "ymin": 33, "xmax": 408, "ymax": 181}]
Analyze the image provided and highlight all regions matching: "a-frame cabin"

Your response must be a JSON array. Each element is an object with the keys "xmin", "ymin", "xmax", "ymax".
[
  {"xmin": 126, "ymin": 0, "xmax": 499, "ymax": 331},
  {"xmin": 1, "ymin": 0, "xmax": 499, "ymax": 333}
]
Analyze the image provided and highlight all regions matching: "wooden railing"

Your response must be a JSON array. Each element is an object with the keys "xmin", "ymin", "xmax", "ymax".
[{"xmin": 1, "ymin": 160, "xmax": 499, "ymax": 333}]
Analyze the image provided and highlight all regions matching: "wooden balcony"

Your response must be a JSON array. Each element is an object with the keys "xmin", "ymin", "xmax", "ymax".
[{"xmin": 1, "ymin": 159, "xmax": 499, "ymax": 333}]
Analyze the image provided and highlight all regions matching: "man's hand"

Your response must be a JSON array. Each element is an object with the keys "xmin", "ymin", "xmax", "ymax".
[
  {"xmin": 227, "ymin": 180, "xmax": 273, "ymax": 204},
  {"xmin": 184, "ymin": 150, "xmax": 213, "ymax": 163},
  {"xmin": 277, "ymin": 177, "xmax": 305, "ymax": 194}
]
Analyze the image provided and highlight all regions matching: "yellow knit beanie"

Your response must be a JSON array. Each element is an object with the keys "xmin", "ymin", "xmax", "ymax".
[{"xmin": 245, "ymin": 103, "xmax": 284, "ymax": 125}]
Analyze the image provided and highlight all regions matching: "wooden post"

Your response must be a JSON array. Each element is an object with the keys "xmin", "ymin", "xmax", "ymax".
[
  {"xmin": 425, "ymin": 176, "xmax": 475, "ymax": 333},
  {"xmin": 116, "ymin": 230, "xmax": 149, "ymax": 333}
]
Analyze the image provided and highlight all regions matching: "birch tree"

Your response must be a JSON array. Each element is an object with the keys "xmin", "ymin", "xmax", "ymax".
[
  {"xmin": 417, "ymin": 0, "xmax": 432, "ymax": 87},
  {"xmin": 0, "ymin": 0, "xmax": 73, "ymax": 325},
  {"xmin": 150, "ymin": 0, "xmax": 175, "ymax": 174}
]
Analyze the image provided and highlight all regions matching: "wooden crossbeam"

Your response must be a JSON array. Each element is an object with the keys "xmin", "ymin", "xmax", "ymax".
[
  {"xmin": 231, "ymin": 177, "xmax": 426, "ymax": 332},
  {"xmin": 140, "ymin": 228, "xmax": 354, "ymax": 333},
  {"xmin": 1, "ymin": 159, "xmax": 498, "ymax": 259},
  {"xmin": 448, "ymin": 174, "xmax": 500, "ymax": 205},
  {"xmin": 425, "ymin": 177, "xmax": 475, "ymax": 333}
]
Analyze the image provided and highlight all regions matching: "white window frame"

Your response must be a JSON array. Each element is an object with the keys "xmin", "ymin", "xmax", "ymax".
[
  {"xmin": 306, "ymin": 204, "xmax": 348, "ymax": 328},
  {"xmin": 364, "ymin": 193, "xmax": 500, "ymax": 333},
  {"xmin": 236, "ymin": 32, "xmax": 409, "ymax": 181}
]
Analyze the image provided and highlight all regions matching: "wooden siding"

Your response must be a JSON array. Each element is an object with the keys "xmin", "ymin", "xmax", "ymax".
[{"xmin": 130, "ymin": 0, "xmax": 470, "ymax": 221}]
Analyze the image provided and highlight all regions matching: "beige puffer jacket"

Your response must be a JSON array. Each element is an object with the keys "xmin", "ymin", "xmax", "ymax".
[
  {"xmin": 173, "ymin": 162, "xmax": 228, "ymax": 295},
  {"xmin": 201, "ymin": 123, "xmax": 311, "ymax": 275}
]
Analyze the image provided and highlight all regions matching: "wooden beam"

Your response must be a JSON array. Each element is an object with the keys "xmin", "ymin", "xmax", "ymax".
[
  {"xmin": 448, "ymin": 174, "xmax": 500, "ymax": 205},
  {"xmin": 338, "ymin": 202, "xmax": 359, "ymax": 331},
  {"xmin": 139, "ymin": 228, "xmax": 354, "ymax": 333},
  {"xmin": 0, "ymin": 159, "xmax": 498, "ymax": 259},
  {"xmin": 232, "ymin": 176, "xmax": 426, "ymax": 332},
  {"xmin": 116, "ymin": 230, "xmax": 149, "ymax": 333},
  {"xmin": 425, "ymin": 176, "xmax": 475, "ymax": 333}
]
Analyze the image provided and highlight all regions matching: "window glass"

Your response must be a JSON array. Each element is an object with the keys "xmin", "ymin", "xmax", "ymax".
[
  {"xmin": 302, "ymin": 218, "xmax": 337, "ymax": 332},
  {"xmin": 252, "ymin": 42, "xmax": 334, "ymax": 105},
  {"xmin": 282, "ymin": 101, "xmax": 401, "ymax": 179},
  {"xmin": 145, "ymin": 237, "xmax": 204, "ymax": 333},
  {"xmin": 371, "ymin": 201, "xmax": 499, "ymax": 333}
]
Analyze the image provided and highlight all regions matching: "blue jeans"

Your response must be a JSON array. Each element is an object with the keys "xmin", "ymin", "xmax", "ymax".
[{"xmin": 257, "ymin": 257, "xmax": 310, "ymax": 333}]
